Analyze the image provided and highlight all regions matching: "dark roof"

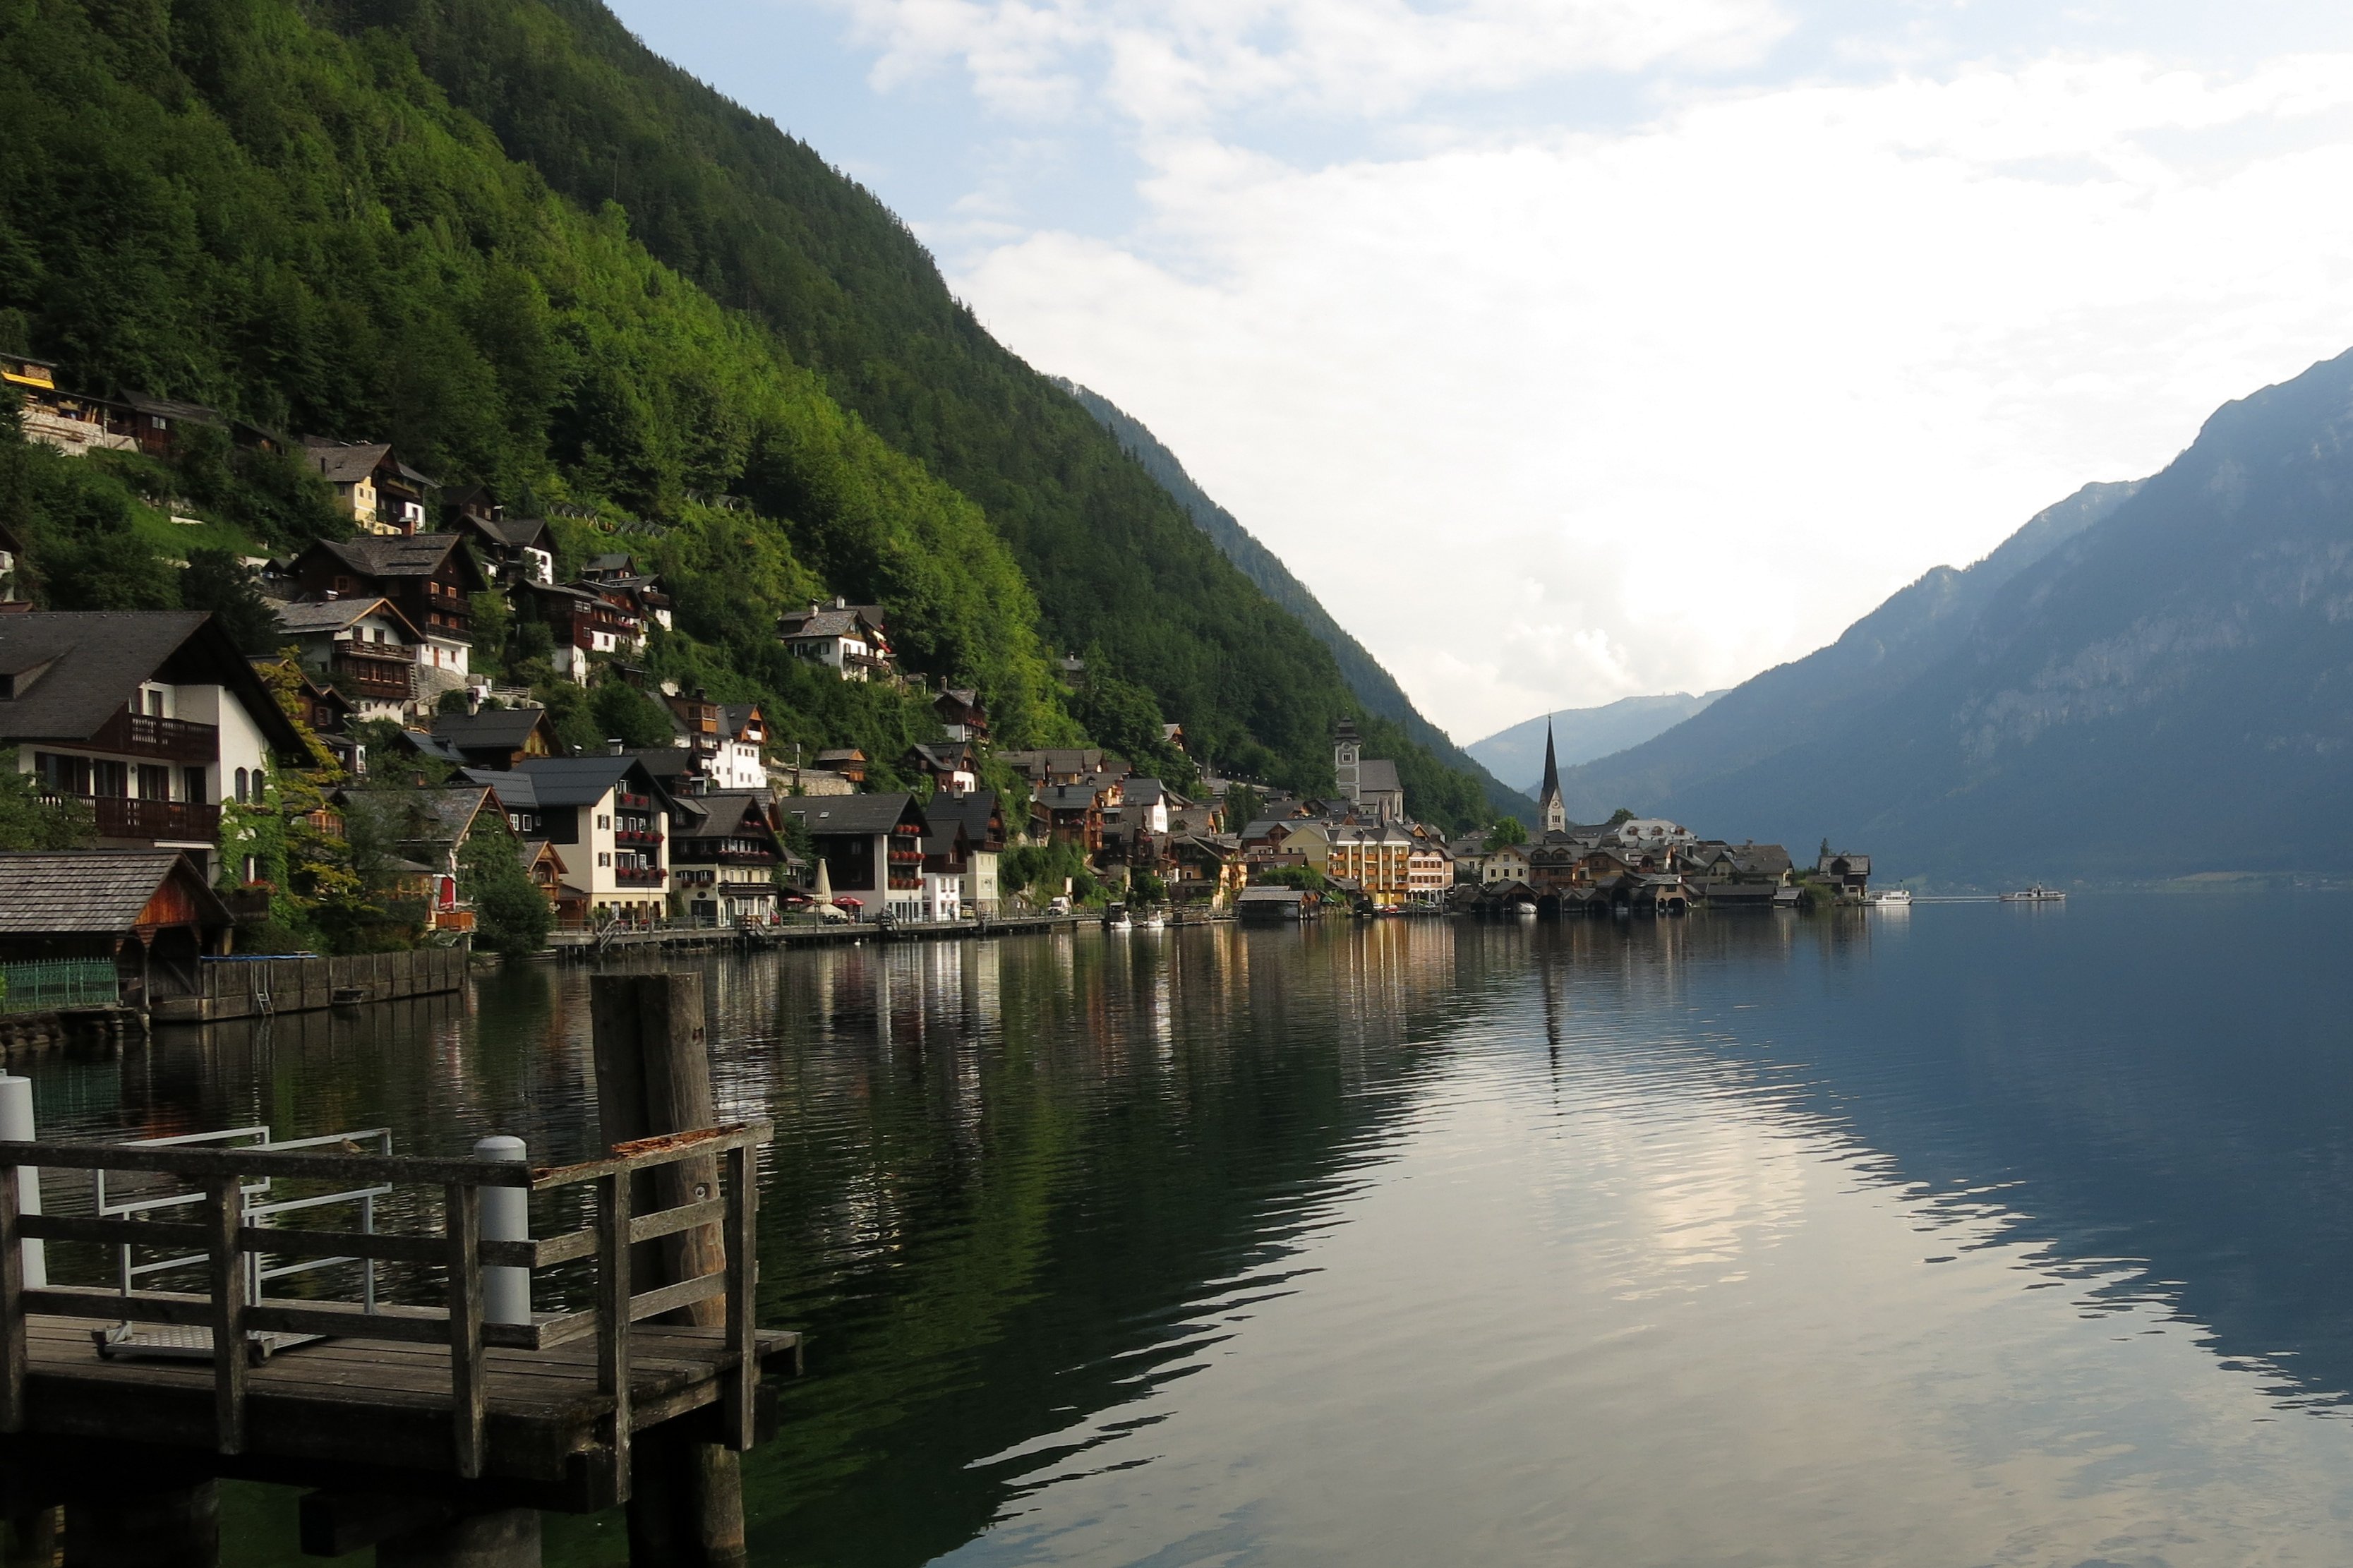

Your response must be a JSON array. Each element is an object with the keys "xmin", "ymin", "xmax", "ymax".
[
  {"xmin": 0, "ymin": 611, "xmax": 305, "ymax": 756},
  {"xmin": 581, "ymin": 553, "xmax": 636, "ymax": 576},
  {"xmin": 1356, "ymin": 759, "xmax": 1402, "ymax": 795},
  {"xmin": 718, "ymin": 704, "xmax": 762, "ymax": 735},
  {"xmin": 925, "ymin": 792, "xmax": 1006, "ymax": 847},
  {"xmin": 306, "ymin": 441, "xmax": 392, "ymax": 486},
  {"xmin": 122, "ymin": 393, "xmax": 227, "ymax": 428},
  {"xmin": 776, "ymin": 607, "xmax": 869, "ymax": 640},
  {"xmin": 301, "ymin": 534, "xmax": 484, "ymax": 591},
  {"xmin": 461, "ymin": 515, "xmax": 550, "ymax": 552},
  {"xmin": 488, "ymin": 755, "xmax": 670, "ymax": 809},
  {"xmin": 783, "ymin": 792, "xmax": 925, "ymax": 838},
  {"xmin": 0, "ymin": 851, "xmax": 230, "ymax": 934},
  {"xmin": 431, "ymin": 707, "xmax": 560, "ymax": 756}
]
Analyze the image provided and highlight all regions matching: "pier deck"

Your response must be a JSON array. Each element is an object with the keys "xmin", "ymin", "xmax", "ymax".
[{"xmin": 4, "ymin": 1315, "xmax": 799, "ymax": 1510}]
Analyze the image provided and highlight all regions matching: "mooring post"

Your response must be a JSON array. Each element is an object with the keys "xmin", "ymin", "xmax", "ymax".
[
  {"xmin": 0, "ymin": 1078, "xmax": 45, "ymax": 1290},
  {"xmin": 475, "ymin": 1136, "xmax": 530, "ymax": 1327},
  {"xmin": 589, "ymin": 973, "xmax": 748, "ymax": 1568}
]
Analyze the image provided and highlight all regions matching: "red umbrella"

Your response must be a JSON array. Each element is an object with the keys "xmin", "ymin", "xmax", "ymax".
[{"xmin": 834, "ymin": 896, "xmax": 864, "ymax": 908}]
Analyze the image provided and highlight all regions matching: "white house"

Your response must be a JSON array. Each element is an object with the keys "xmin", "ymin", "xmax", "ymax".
[
  {"xmin": 462, "ymin": 755, "xmax": 675, "ymax": 925},
  {"xmin": 272, "ymin": 596, "xmax": 426, "ymax": 721},
  {"xmin": 776, "ymin": 598, "xmax": 892, "ymax": 681},
  {"xmin": 0, "ymin": 611, "xmax": 306, "ymax": 881}
]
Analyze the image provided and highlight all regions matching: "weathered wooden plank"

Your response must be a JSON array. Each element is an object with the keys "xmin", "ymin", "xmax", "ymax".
[
  {"xmin": 530, "ymin": 1228, "xmax": 598, "ymax": 1268},
  {"xmin": 0, "ymin": 1165, "xmax": 23, "ymax": 1436},
  {"xmin": 596, "ymin": 1171, "xmax": 632, "ymax": 1502},
  {"xmin": 627, "ymin": 1273, "xmax": 725, "ymax": 1325},
  {"xmin": 724, "ymin": 1140, "xmax": 757, "ymax": 1451},
  {"xmin": 628, "ymin": 1198, "xmax": 727, "ymax": 1247},
  {"xmin": 207, "ymin": 1174, "xmax": 247, "ymax": 1454},
  {"xmin": 0, "ymin": 1141, "xmax": 532, "ymax": 1187},
  {"xmin": 447, "ymin": 1181, "xmax": 486, "ymax": 1480},
  {"xmin": 20, "ymin": 1213, "xmax": 537, "ymax": 1270}
]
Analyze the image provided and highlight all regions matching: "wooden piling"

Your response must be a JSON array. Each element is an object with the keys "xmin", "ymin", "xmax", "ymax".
[{"xmin": 588, "ymin": 974, "xmax": 748, "ymax": 1568}]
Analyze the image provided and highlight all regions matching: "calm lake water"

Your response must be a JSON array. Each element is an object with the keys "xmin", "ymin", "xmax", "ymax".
[{"xmin": 27, "ymin": 898, "xmax": 2353, "ymax": 1566}]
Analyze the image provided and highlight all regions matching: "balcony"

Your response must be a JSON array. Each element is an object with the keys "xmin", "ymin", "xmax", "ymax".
[
  {"xmin": 330, "ymin": 649, "xmax": 416, "ymax": 701},
  {"xmin": 614, "ymin": 827, "xmax": 663, "ymax": 847},
  {"xmin": 615, "ymin": 865, "xmax": 668, "ymax": 888},
  {"xmin": 88, "ymin": 710, "xmax": 218, "ymax": 764},
  {"xmin": 617, "ymin": 792, "xmax": 652, "ymax": 810},
  {"xmin": 80, "ymin": 795, "xmax": 222, "ymax": 842}
]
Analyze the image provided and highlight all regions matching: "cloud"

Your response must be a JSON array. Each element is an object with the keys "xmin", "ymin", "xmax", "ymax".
[
  {"xmin": 947, "ymin": 55, "xmax": 2353, "ymax": 739},
  {"xmin": 831, "ymin": 0, "xmax": 1791, "ymax": 126}
]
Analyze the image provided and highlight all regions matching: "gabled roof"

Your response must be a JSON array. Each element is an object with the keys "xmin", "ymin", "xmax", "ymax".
[
  {"xmin": 783, "ymin": 792, "xmax": 925, "ymax": 838},
  {"xmin": 581, "ymin": 553, "xmax": 637, "ymax": 577},
  {"xmin": 776, "ymin": 607, "xmax": 869, "ymax": 640},
  {"xmin": 431, "ymin": 707, "xmax": 561, "ymax": 758},
  {"xmin": 1356, "ymin": 759, "xmax": 1402, "ymax": 795},
  {"xmin": 459, "ymin": 515, "xmax": 550, "ymax": 552},
  {"xmin": 299, "ymin": 533, "xmax": 485, "ymax": 589},
  {"xmin": 0, "ymin": 611, "xmax": 305, "ymax": 756},
  {"xmin": 0, "ymin": 850, "xmax": 231, "ymax": 934},
  {"xmin": 272, "ymin": 596, "xmax": 423, "ymax": 641},
  {"xmin": 485, "ymin": 755, "xmax": 673, "ymax": 809},
  {"xmin": 304, "ymin": 439, "xmax": 434, "ymax": 490},
  {"xmin": 925, "ymin": 792, "xmax": 1007, "ymax": 848}
]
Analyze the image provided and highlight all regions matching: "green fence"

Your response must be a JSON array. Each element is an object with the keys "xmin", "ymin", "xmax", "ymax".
[{"xmin": 0, "ymin": 960, "xmax": 121, "ymax": 1015}]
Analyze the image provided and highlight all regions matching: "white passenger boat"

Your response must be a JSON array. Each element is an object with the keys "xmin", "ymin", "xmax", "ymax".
[
  {"xmin": 1999, "ymin": 886, "xmax": 2066, "ymax": 903},
  {"xmin": 1872, "ymin": 888, "xmax": 1913, "ymax": 907}
]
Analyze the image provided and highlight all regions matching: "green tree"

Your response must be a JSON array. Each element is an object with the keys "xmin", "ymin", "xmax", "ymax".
[
  {"xmin": 0, "ymin": 772, "xmax": 94, "ymax": 850},
  {"xmin": 589, "ymin": 677, "xmax": 674, "ymax": 749},
  {"xmin": 1488, "ymin": 816, "xmax": 1528, "ymax": 847},
  {"xmin": 1608, "ymin": 807, "xmax": 1636, "ymax": 827},
  {"xmin": 462, "ymin": 824, "xmax": 552, "ymax": 956},
  {"xmin": 180, "ymin": 550, "xmax": 281, "ymax": 654}
]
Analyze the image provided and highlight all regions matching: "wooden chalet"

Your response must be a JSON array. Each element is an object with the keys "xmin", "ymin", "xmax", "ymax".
[{"xmin": 0, "ymin": 850, "xmax": 234, "ymax": 1014}]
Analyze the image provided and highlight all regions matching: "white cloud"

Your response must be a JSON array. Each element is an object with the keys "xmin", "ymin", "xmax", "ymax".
[
  {"xmin": 833, "ymin": 0, "xmax": 1791, "ymax": 125},
  {"xmin": 948, "ymin": 55, "xmax": 2353, "ymax": 739}
]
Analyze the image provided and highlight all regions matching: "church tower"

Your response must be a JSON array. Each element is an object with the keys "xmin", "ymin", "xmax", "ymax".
[
  {"xmin": 1335, "ymin": 718, "xmax": 1361, "ymax": 805},
  {"xmin": 1538, "ymin": 720, "xmax": 1566, "ymax": 834}
]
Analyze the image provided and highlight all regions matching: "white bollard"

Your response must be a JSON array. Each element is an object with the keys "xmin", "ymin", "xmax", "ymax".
[
  {"xmin": 0, "ymin": 1077, "xmax": 43, "ymax": 1289},
  {"xmin": 474, "ymin": 1135, "xmax": 529, "ymax": 1327}
]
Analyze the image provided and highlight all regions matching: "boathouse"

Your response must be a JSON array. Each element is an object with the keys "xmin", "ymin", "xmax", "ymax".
[{"xmin": 0, "ymin": 850, "xmax": 233, "ymax": 1015}]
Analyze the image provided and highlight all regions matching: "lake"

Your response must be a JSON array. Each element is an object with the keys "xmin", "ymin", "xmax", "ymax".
[{"xmin": 28, "ymin": 897, "xmax": 2353, "ymax": 1566}]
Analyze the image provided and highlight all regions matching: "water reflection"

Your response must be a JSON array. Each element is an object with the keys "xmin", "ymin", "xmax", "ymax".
[{"xmin": 21, "ymin": 903, "xmax": 2353, "ymax": 1565}]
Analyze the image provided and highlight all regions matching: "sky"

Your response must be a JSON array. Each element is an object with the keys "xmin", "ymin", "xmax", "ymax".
[{"xmin": 606, "ymin": 0, "xmax": 2353, "ymax": 744}]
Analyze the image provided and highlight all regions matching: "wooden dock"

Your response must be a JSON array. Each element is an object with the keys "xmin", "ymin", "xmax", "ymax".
[{"xmin": 0, "ymin": 1116, "xmax": 794, "ymax": 1562}]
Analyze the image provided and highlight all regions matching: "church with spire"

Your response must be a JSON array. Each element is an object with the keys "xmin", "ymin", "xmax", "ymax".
[{"xmin": 1536, "ymin": 720, "xmax": 1567, "ymax": 836}]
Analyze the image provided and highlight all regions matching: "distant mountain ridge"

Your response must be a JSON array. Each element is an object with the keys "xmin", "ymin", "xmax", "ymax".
[
  {"xmin": 1468, "ymin": 693, "xmax": 1728, "ymax": 793},
  {"xmin": 1059, "ymin": 380, "xmax": 1531, "ymax": 822},
  {"xmin": 1560, "ymin": 346, "xmax": 2353, "ymax": 883}
]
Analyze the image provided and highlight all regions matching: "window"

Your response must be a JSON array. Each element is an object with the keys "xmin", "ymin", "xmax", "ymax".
[
  {"xmin": 145, "ymin": 689, "xmax": 163, "ymax": 717},
  {"xmin": 183, "ymin": 767, "xmax": 205, "ymax": 805},
  {"xmin": 234, "ymin": 768, "xmax": 249, "ymax": 803},
  {"xmin": 91, "ymin": 761, "xmax": 126, "ymax": 798},
  {"xmin": 597, "ymin": 814, "xmax": 610, "ymax": 830},
  {"xmin": 598, "ymin": 852, "xmax": 611, "ymax": 867}
]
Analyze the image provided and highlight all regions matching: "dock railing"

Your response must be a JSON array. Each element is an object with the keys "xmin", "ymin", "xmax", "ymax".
[{"xmin": 0, "ymin": 1121, "xmax": 770, "ymax": 1494}]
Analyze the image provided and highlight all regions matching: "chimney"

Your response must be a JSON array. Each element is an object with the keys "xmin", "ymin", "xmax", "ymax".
[
  {"xmin": 832, "ymin": 596, "xmax": 846, "ymax": 610},
  {"xmin": 606, "ymin": 737, "xmax": 625, "ymax": 756}
]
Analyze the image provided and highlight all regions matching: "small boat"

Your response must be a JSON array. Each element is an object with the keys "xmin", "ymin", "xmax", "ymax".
[
  {"xmin": 1508, "ymin": 899, "xmax": 1538, "ymax": 919},
  {"xmin": 1872, "ymin": 888, "xmax": 1913, "ymax": 907},
  {"xmin": 1999, "ymin": 886, "xmax": 2066, "ymax": 903},
  {"xmin": 1102, "ymin": 901, "xmax": 1133, "ymax": 931}
]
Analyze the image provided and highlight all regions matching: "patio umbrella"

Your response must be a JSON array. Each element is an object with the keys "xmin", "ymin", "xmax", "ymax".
[{"xmin": 813, "ymin": 857, "xmax": 834, "ymax": 907}]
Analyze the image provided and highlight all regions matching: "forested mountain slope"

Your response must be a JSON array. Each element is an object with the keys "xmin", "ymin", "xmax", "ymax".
[
  {"xmin": 0, "ymin": 0, "xmax": 1502, "ymax": 824},
  {"xmin": 296, "ymin": 0, "xmax": 1492, "ymax": 809},
  {"xmin": 1563, "ymin": 350, "xmax": 2353, "ymax": 883},
  {"xmin": 1058, "ymin": 380, "xmax": 1529, "ymax": 823}
]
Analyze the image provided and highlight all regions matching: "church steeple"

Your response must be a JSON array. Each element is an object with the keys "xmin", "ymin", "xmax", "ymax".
[{"xmin": 1538, "ymin": 720, "xmax": 1565, "ymax": 834}]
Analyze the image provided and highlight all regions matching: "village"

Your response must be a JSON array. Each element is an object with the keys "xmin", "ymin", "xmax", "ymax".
[{"xmin": 0, "ymin": 358, "xmax": 1875, "ymax": 1029}]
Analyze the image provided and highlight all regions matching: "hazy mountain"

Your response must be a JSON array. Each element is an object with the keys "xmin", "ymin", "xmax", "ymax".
[
  {"xmin": 1468, "ymin": 693, "xmax": 1729, "ymax": 793},
  {"xmin": 1059, "ymin": 380, "xmax": 1532, "ymax": 823},
  {"xmin": 1560, "ymin": 348, "xmax": 2353, "ymax": 883}
]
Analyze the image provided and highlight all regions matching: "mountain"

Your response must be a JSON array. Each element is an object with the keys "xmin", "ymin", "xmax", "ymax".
[
  {"xmin": 1059, "ymin": 380, "xmax": 1531, "ymax": 824},
  {"xmin": 1560, "ymin": 348, "xmax": 2353, "ymax": 883},
  {"xmin": 1467, "ymin": 693, "xmax": 1728, "ymax": 794},
  {"xmin": 0, "ymin": 0, "xmax": 1504, "ymax": 826}
]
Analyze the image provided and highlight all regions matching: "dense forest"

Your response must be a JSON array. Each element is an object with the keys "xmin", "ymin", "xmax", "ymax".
[{"xmin": 0, "ymin": 0, "xmax": 1504, "ymax": 826}]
